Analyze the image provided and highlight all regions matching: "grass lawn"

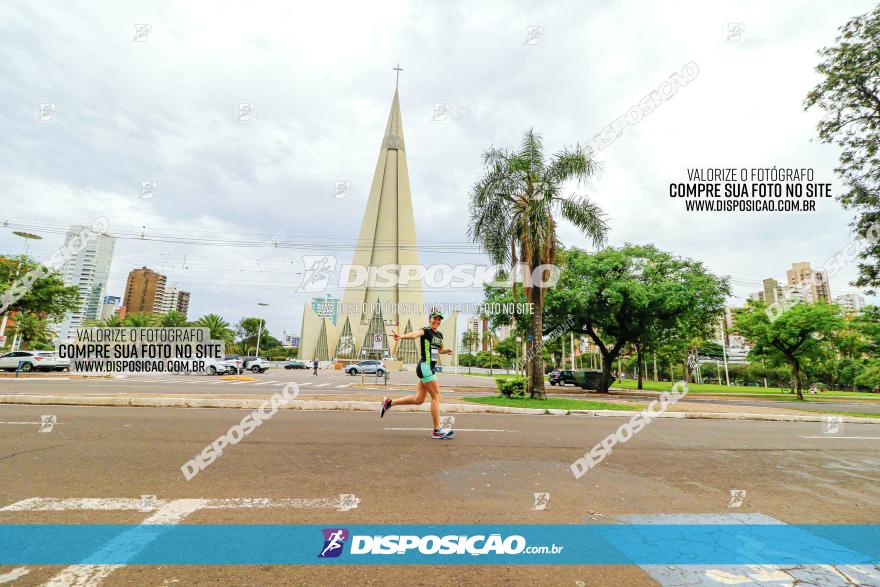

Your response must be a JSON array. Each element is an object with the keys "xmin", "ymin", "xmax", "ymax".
[
  {"xmin": 463, "ymin": 396, "xmax": 640, "ymax": 411},
  {"xmin": 613, "ymin": 379, "xmax": 880, "ymax": 400}
]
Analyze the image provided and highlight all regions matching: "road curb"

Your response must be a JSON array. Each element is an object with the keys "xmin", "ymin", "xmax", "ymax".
[{"xmin": 0, "ymin": 394, "xmax": 878, "ymax": 424}]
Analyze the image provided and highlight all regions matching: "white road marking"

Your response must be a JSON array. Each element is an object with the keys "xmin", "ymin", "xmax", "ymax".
[
  {"xmin": 0, "ymin": 567, "xmax": 30, "ymax": 584},
  {"xmin": 336, "ymin": 384, "xmax": 351, "ymax": 388},
  {"xmin": 3, "ymin": 494, "xmax": 360, "ymax": 586},
  {"xmin": 1, "ymin": 494, "xmax": 361, "ymax": 513},
  {"xmin": 297, "ymin": 382, "xmax": 313, "ymax": 386},
  {"xmin": 801, "ymin": 436, "xmax": 880, "ymax": 440},
  {"xmin": 209, "ymin": 381, "xmax": 226, "ymax": 385},
  {"xmin": 0, "ymin": 378, "xmax": 68, "ymax": 382},
  {"xmin": 314, "ymin": 383, "xmax": 331, "ymax": 387},
  {"xmin": 228, "ymin": 381, "xmax": 251, "ymax": 385},
  {"xmin": 42, "ymin": 499, "xmax": 207, "ymax": 587},
  {"xmin": 254, "ymin": 381, "xmax": 275, "ymax": 386},
  {"xmin": 613, "ymin": 513, "xmax": 880, "ymax": 586},
  {"xmin": 0, "ymin": 421, "xmax": 53, "ymax": 425},
  {"xmin": 383, "ymin": 427, "xmax": 509, "ymax": 432}
]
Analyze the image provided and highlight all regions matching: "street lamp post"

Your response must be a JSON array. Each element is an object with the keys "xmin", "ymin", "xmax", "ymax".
[{"xmin": 255, "ymin": 303, "xmax": 269, "ymax": 357}]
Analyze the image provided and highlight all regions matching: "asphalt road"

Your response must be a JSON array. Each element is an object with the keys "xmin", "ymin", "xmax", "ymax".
[
  {"xmin": 1, "ymin": 404, "xmax": 879, "ymax": 585},
  {"xmin": 0, "ymin": 369, "xmax": 497, "ymax": 396}
]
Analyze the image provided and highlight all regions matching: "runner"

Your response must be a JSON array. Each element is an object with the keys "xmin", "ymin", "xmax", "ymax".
[{"xmin": 380, "ymin": 310, "xmax": 454, "ymax": 439}]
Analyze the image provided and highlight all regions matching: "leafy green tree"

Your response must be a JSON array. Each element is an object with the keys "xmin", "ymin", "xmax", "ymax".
[
  {"xmin": 0, "ymin": 255, "xmax": 80, "ymax": 321},
  {"xmin": 735, "ymin": 301, "xmax": 844, "ymax": 400},
  {"xmin": 544, "ymin": 245, "xmax": 729, "ymax": 392},
  {"xmin": 494, "ymin": 337, "xmax": 517, "ymax": 369},
  {"xmin": 854, "ymin": 360, "xmax": 880, "ymax": 390},
  {"xmin": 805, "ymin": 6, "xmax": 880, "ymax": 291},
  {"xmin": 468, "ymin": 129, "xmax": 608, "ymax": 398},
  {"xmin": 235, "ymin": 317, "xmax": 280, "ymax": 356}
]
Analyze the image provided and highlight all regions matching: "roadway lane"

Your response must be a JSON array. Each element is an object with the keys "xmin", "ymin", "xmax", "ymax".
[{"xmin": 1, "ymin": 404, "xmax": 879, "ymax": 584}]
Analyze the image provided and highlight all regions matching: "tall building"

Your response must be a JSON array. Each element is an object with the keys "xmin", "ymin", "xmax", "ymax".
[
  {"xmin": 466, "ymin": 316, "xmax": 492, "ymax": 351},
  {"xmin": 123, "ymin": 267, "xmax": 167, "ymax": 314},
  {"xmin": 176, "ymin": 290, "xmax": 191, "ymax": 318},
  {"xmin": 835, "ymin": 293, "xmax": 865, "ymax": 314},
  {"xmin": 786, "ymin": 262, "xmax": 831, "ymax": 303},
  {"xmin": 57, "ymin": 225, "xmax": 116, "ymax": 339},
  {"xmin": 157, "ymin": 284, "xmax": 191, "ymax": 317},
  {"xmin": 299, "ymin": 87, "xmax": 455, "ymax": 363}
]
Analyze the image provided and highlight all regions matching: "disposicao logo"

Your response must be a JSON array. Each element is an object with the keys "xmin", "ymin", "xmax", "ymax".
[{"xmin": 319, "ymin": 528, "xmax": 349, "ymax": 558}]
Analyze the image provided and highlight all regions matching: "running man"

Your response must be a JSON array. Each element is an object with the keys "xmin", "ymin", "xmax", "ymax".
[{"xmin": 380, "ymin": 310, "xmax": 454, "ymax": 439}]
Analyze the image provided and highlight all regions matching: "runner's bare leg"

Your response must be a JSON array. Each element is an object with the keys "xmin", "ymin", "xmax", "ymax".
[
  {"xmin": 424, "ymin": 379, "xmax": 441, "ymax": 430},
  {"xmin": 390, "ymin": 381, "xmax": 427, "ymax": 407}
]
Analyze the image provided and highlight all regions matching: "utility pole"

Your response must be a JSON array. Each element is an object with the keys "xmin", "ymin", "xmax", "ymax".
[{"xmin": 255, "ymin": 302, "xmax": 269, "ymax": 357}]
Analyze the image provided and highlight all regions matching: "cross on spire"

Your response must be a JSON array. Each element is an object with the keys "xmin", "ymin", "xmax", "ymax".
[{"xmin": 393, "ymin": 64, "xmax": 403, "ymax": 89}]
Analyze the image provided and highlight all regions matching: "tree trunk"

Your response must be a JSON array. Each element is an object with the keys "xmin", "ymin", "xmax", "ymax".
[
  {"xmin": 528, "ymin": 284, "xmax": 545, "ymax": 399},
  {"xmin": 792, "ymin": 358, "xmax": 804, "ymax": 401},
  {"xmin": 636, "ymin": 344, "xmax": 644, "ymax": 390}
]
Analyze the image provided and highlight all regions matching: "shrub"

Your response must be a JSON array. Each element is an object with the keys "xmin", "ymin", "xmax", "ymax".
[{"xmin": 496, "ymin": 376, "xmax": 527, "ymax": 398}]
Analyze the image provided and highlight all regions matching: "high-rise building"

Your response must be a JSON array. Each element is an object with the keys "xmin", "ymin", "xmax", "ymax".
[
  {"xmin": 786, "ymin": 262, "xmax": 831, "ymax": 303},
  {"xmin": 57, "ymin": 225, "xmax": 116, "ymax": 339},
  {"xmin": 176, "ymin": 290, "xmax": 190, "ymax": 318},
  {"xmin": 835, "ymin": 294, "xmax": 865, "ymax": 314},
  {"xmin": 123, "ymin": 267, "xmax": 167, "ymax": 314},
  {"xmin": 156, "ymin": 284, "xmax": 191, "ymax": 317}
]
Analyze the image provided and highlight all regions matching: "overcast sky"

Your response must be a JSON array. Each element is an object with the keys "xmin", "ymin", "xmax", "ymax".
[{"xmin": 1, "ymin": 0, "xmax": 877, "ymax": 339}]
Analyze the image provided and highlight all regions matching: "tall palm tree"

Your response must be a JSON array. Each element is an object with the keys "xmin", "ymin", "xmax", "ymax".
[
  {"xmin": 194, "ymin": 313, "xmax": 234, "ymax": 351},
  {"xmin": 468, "ymin": 129, "xmax": 608, "ymax": 398}
]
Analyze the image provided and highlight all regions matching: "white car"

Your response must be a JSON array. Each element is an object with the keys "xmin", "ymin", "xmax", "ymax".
[
  {"xmin": 203, "ymin": 357, "xmax": 235, "ymax": 375},
  {"xmin": 0, "ymin": 351, "xmax": 69, "ymax": 372}
]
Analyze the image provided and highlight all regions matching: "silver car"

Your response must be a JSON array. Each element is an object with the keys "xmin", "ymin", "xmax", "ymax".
[{"xmin": 345, "ymin": 360, "xmax": 386, "ymax": 376}]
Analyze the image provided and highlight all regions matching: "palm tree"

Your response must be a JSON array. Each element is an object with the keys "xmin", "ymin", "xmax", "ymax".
[
  {"xmin": 85, "ymin": 315, "xmax": 124, "ymax": 327},
  {"xmin": 461, "ymin": 330, "xmax": 479, "ymax": 374},
  {"xmin": 194, "ymin": 313, "xmax": 234, "ymax": 351},
  {"xmin": 11, "ymin": 314, "xmax": 52, "ymax": 349},
  {"xmin": 468, "ymin": 129, "xmax": 608, "ymax": 398},
  {"xmin": 159, "ymin": 310, "xmax": 190, "ymax": 327},
  {"xmin": 123, "ymin": 313, "xmax": 157, "ymax": 327},
  {"xmin": 484, "ymin": 329, "xmax": 499, "ymax": 375}
]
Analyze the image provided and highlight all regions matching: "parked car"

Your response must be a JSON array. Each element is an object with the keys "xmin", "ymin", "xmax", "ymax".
[
  {"xmin": 242, "ymin": 356, "xmax": 269, "ymax": 373},
  {"xmin": 203, "ymin": 356, "xmax": 234, "ymax": 375},
  {"xmin": 344, "ymin": 360, "xmax": 386, "ymax": 376},
  {"xmin": 284, "ymin": 360, "xmax": 308, "ymax": 369},
  {"xmin": 223, "ymin": 354, "xmax": 244, "ymax": 374},
  {"xmin": 549, "ymin": 370, "xmax": 576, "ymax": 386},
  {"xmin": 0, "ymin": 351, "xmax": 69, "ymax": 372}
]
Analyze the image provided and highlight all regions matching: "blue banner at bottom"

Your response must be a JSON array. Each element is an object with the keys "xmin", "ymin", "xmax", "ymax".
[{"xmin": 0, "ymin": 524, "xmax": 877, "ymax": 565}]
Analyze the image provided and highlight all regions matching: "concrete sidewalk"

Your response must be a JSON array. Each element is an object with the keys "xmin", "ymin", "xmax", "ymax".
[{"xmin": 2, "ymin": 392, "xmax": 879, "ymax": 425}]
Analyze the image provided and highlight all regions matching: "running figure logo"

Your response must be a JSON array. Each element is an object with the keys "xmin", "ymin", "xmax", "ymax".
[
  {"xmin": 298, "ymin": 255, "xmax": 337, "ymax": 293},
  {"xmin": 319, "ymin": 528, "xmax": 349, "ymax": 558}
]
